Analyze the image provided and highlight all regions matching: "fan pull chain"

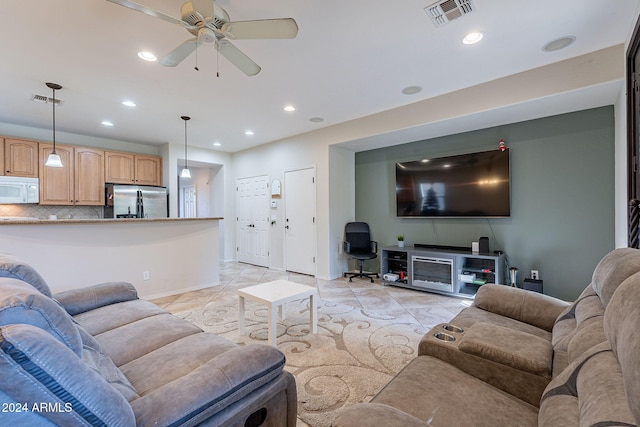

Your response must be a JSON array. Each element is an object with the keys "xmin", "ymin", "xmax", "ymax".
[
  {"xmin": 216, "ymin": 44, "xmax": 220, "ymax": 77},
  {"xmin": 194, "ymin": 32, "xmax": 200, "ymax": 71}
]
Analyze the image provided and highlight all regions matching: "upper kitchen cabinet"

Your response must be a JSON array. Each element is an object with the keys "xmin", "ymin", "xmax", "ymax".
[
  {"xmin": 39, "ymin": 144, "xmax": 105, "ymax": 206},
  {"xmin": 134, "ymin": 155, "xmax": 162, "ymax": 186},
  {"xmin": 3, "ymin": 138, "xmax": 38, "ymax": 177},
  {"xmin": 105, "ymin": 151, "xmax": 162, "ymax": 186}
]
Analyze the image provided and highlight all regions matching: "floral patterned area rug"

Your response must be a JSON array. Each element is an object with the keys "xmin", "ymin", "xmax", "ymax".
[{"xmin": 174, "ymin": 293, "xmax": 433, "ymax": 427}]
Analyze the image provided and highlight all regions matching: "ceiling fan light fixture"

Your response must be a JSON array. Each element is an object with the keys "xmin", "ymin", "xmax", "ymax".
[{"xmin": 138, "ymin": 51, "xmax": 157, "ymax": 62}]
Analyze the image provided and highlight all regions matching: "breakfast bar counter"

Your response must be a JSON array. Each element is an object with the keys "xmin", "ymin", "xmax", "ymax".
[
  {"xmin": 0, "ymin": 217, "xmax": 223, "ymax": 299},
  {"xmin": 0, "ymin": 216, "xmax": 222, "ymax": 225}
]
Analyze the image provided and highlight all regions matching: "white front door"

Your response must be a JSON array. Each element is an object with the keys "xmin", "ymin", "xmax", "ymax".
[
  {"xmin": 236, "ymin": 175, "xmax": 270, "ymax": 267},
  {"xmin": 285, "ymin": 167, "xmax": 316, "ymax": 275}
]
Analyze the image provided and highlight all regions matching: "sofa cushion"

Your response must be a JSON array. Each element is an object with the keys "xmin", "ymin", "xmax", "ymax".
[
  {"xmin": 591, "ymin": 247, "xmax": 640, "ymax": 308},
  {"xmin": 55, "ymin": 282, "xmax": 138, "ymax": 316},
  {"xmin": 458, "ymin": 322, "xmax": 552, "ymax": 378},
  {"xmin": 539, "ymin": 341, "xmax": 636, "ymax": 426},
  {"xmin": 604, "ymin": 271, "xmax": 640, "ymax": 423},
  {"xmin": 371, "ymin": 356, "xmax": 538, "ymax": 426},
  {"xmin": 0, "ymin": 253, "xmax": 51, "ymax": 297},
  {"xmin": 0, "ymin": 278, "xmax": 82, "ymax": 356},
  {"xmin": 472, "ymin": 284, "xmax": 568, "ymax": 332},
  {"xmin": 129, "ymin": 343, "xmax": 286, "ymax": 426},
  {"xmin": 0, "ymin": 324, "xmax": 135, "ymax": 427},
  {"xmin": 333, "ymin": 403, "xmax": 427, "ymax": 427},
  {"xmin": 449, "ymin": 305, "xmax": 552, "ymax": 340},
  {"xmin": 120, "ymin": 332, "xmax": 238, "ymax": 396}
]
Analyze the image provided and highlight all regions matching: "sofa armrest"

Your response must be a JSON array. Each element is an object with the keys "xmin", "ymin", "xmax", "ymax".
[
  {"xmin": 473, "ymin": 284, "xmax": 569, "ymax": 331},
  {"xmin": 333, "ymin": 403, "xmax": 427, "ymax": 427},
  {"xmin": 54, "ymin": 282, "xmax": 138, "ymax": 316}
]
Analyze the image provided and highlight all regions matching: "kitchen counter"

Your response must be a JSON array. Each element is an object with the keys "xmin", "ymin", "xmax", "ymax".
[
  {"xmin": 0, "ymin": 217, "xmax": 223, "ymax": 225},
  {"xmin": 0, "ymin": 217, "xmax": 222, "ymax": 299}
]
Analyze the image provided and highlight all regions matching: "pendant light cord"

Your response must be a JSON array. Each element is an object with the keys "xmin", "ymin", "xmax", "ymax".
[
  {"xmin": 181, "ymin": 115, "xmax": 191, "ymax": 171},
  {"xmin": 52, "ymin": 87, "xmax": 57, "ymax": 153},
  {"xmin": 184, "ymin": 119, "xmax": 188, "ymax": 170}
]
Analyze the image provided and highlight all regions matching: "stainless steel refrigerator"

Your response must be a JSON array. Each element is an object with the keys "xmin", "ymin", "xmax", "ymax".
[{"xmin": 104, "ymin": 184, "xmax": 168, "ymax": 219}]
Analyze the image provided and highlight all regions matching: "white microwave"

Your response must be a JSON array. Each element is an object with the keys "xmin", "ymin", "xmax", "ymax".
[{"xmin": 0, "ymin": 176, "xmax": 39, "ymax": 204}]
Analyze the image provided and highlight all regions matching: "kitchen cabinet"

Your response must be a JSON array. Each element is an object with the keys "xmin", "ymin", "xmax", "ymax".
[
  {"xmin": 39, "ymin": 144, "xmax": 105, "ymax": 205},
  {"xmin": 134, "ymin": 155, "xmax": 162, "ymax": 186},
  {"xmin": 105, "ymin": 151, "xmax": 162, "ymax": 186},
  {"xmin": 3, "ymin": 138, "xmax": 38, "ymax": 177}
]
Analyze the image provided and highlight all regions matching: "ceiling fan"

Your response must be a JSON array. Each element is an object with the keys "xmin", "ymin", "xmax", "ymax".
[{"xmin": 106, "ymin": 0, "xmax": 298, "ymax": 76}]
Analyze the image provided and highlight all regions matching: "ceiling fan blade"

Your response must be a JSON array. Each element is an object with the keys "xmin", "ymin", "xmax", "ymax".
[
  {"xmin": 215, "ymin": 40, "xmax": 261, "ymax": 76},
  {"xmin": 225, "ymin": 18, "xmax": 298, "ymax": 39},
  {"xmin": 160, "ymin": 38, "xmax": 202, "ymax": 67},
  {"xmin": 106, "ymin": 0, "xmax": 195, "ymax": 29}
]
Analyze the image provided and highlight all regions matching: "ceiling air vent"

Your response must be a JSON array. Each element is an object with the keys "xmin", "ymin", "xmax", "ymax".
[
  {"xmin": 31, "ymin": 94, "xmax": 63, "ymax": 106},
  {"xmin": 425, "ymin": 0, "xmax": 475, "ymax": 27}
]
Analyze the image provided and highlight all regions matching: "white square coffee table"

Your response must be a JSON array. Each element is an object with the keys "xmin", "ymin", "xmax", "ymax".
[{"xmin": 237, "ymin": 280, "xmax": 318, "ymax": 346}]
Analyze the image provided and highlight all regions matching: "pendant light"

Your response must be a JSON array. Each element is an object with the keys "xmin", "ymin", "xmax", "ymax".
[
  {"xmin": 45, "ymin": 82, "xmax": 63, "ymax": 167},
  {"xmin": 180, "ymin": 115, "xmax": 192, "ymax": 178}
]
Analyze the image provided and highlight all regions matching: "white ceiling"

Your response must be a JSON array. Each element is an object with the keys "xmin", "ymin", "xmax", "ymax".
[{"xmin": 0, "ymin": 0, "xmax": 638, "ymax": 153}]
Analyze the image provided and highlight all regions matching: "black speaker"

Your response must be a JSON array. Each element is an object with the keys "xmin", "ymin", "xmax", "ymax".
[
  {"xmin": 523, "ymin": 279, "xmax": 543, "ymax": 293},
  {"xmin": 479, "ymin": 236, "xmax": 489, "ymax": 253}
]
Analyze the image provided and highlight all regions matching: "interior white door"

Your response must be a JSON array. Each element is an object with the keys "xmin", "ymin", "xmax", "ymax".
[
  {"xmin": 182, "ymin": 185, "xmax": 197, "ymax": 218},
  {"xmin": 285, "ymin": 167, "xmax": 316, "ymax": 275},
  {"xmin": 236, "ymin": 175, "xmax": 270, "ymax": 267},
  {"xmin": 251, "ymin": 176, "xmax": 270, "ymax": 267}
]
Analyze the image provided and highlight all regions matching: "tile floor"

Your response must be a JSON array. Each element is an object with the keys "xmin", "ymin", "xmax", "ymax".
[
  {"xmin": 150, "ymin": 262, "xmax": 472, "ymax": 427},
  {"xmin": 151, "ymin": 261, "xmax": 471, "ymax": 333}
]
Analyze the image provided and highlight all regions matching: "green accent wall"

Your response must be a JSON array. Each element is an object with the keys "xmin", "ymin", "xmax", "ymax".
[{"xmin": 355, "ymin": 106, "xmax": 615, "ymax": 301}]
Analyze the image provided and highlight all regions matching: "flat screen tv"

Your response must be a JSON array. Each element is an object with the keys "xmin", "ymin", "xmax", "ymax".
[{"xmin": 396, "ymin": 149, "xmax": 510, "ymax": 217}]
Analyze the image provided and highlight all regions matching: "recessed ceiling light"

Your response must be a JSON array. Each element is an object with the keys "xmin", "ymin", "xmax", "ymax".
[
  {"xmin": 542, "ymin": 36, "xmax": 576, "ymax": 52},
  {"xmin": 421, "ymin": 159, "xmax": 430, "ymax": 163},
  {"xmin": 101, "ymin": 121, "xmax": 114, "ymax": 127},
  {"xmin": 212, "ymin": 142, "xmax": 221, "ymax": 147},
  {"xmin": 284, "ymin": 105, "xmax": 296, "ymax": 112},
  {"xmin": 137, "ymin": 51, "xmax": 157, "ymax": 62},
  {"xmin": 244, "ymin": 130, "xmax": 254, "ymax": 136},
  {"xmin": 122, "ymin": 100, "xmax": 136, "ymax": 107},
  {"xmin": 309, "ymin": 117, "xmax": 324, "ymax": 123},
  {"xmin": 402, "ymin": 86, "xmax": 422, "ymax": 95},
  {"xmin": 462, "ymin": 32, "xmax": 483, "ymax": 45}
]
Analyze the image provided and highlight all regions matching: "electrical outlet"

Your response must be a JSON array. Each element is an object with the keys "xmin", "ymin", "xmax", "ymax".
[
  {"xmin": 143, "ymin": 271, "xmax": 150, "ymax": 281},
  {"xmin": 531, "ymin": 270, "xmax": 539, "ymax": 280}
]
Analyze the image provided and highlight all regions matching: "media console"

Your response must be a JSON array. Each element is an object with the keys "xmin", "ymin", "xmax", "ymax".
[{"xmin": 381, "ymin": 245, "xmax": 506, "ymax": 298}]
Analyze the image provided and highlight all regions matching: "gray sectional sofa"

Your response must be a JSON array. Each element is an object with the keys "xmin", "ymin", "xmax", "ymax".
[
  {"xmin": 334, "ymin": 248, "xmax": 640, "ymax": 426},
  {"xmin": 0, "ymin": 254, "xmax": 297, "ymax": 426}
]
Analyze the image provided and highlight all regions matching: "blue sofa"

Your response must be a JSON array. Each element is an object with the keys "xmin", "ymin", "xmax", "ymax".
[{"xmin": 0, "ymin": 254, "xmax": 297, "ymax": 426}]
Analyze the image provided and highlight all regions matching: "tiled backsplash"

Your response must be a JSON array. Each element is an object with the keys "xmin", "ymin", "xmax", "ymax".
[{"xmin": 0, "ymin": 204, "xmax": 104, "ymax": 219}]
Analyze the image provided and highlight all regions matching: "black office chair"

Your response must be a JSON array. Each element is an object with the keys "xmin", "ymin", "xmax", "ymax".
[{"xmin": 343, "ymin": 222, "xmax": 379, "ymax": 282}]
